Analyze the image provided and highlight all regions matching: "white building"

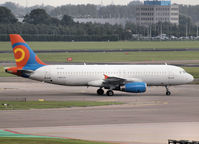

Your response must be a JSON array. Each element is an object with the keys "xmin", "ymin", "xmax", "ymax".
[
  {"xmin": 74, "ymin": 18, "xmax": 136, "ymax": 27},
  {"xmin": 136, "ymin": 0, "xmax": 179, "ymax": 26}
]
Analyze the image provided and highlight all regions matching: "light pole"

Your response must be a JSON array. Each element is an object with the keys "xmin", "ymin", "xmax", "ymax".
[
  {"xmin": 186, "ymin": 23, "xmax": 188, "ymax": 38},
  {"xmin": 160, "ymin": 23, "xmax": 162, "ymax": 39}
]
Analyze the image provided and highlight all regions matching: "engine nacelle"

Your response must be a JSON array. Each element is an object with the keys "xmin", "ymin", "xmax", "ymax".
[{"xmin": 123, "ymin": 82, "xmax": 147, "ymax": 93}]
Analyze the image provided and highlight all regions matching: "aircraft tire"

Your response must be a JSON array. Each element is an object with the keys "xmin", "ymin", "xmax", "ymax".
[
  {"xmin": 166, "ymin": 91, "xmax": 171, "ymax": 96},
  {"xmin": 97, "ymin": 89, "xmax": 104, "ymax": 95},
  {"xmin": 107, "ymin": 90, "xmax": 114, "ymax": 96}
]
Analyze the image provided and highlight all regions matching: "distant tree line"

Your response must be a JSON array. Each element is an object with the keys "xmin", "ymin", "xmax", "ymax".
[
  {"xmin": 0, "ymin": 6, "xmax": 198, "ymax": 41},
  {"xmin": 1, "ymin": 2, "xmax": 199, "ymax": 24},
  {"xmin": 179, "ymin": 5, "xmax": 199, "ymax": 24},
  {"xmin": 0, "ymin": 7, "xmax": 123, "ymax": 41},
  {"xmin": 50, "ymin": 4, "xmax": 137, "ymax": 19}
]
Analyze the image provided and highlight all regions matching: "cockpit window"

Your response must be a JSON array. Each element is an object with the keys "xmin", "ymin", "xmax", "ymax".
[{"xmin": 179, "ymin": 71, "xmax": 186, "ymax": 74}]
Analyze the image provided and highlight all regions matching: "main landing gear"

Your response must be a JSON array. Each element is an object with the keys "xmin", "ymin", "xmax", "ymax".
[
  {"xmin": 165, "ymin": 86, "xmax": 171, "ymax": 96},
  {"xmin": 106, "ymin": 90, "xmax": 114, "ymax": 96},
  {"xmin": 97, "ymin": 88, "xmax": 104, "ymax": 95},
  {"xmin": 97, "ymin": 88, "xmax": 114, "ymax": 96}
]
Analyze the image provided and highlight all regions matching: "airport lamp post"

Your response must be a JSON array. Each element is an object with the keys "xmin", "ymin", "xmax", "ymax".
[{"xmin": 186, "ymin": 23, "xmax": 188, "ymax": 38}]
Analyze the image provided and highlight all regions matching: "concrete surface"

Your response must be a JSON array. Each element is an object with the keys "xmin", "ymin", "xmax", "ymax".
[
  {"xmin": 10, "ymin": 123, "xmax": 199, "ymax": 144},
  {"xmin": 0, "ymin": 77, "xmax": 199, "ymax": 144}
]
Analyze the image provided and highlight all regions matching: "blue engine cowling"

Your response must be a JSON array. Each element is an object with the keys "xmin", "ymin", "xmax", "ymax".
[{"xmin": 124, "ymin": 82, "xmax": 147, "ymax": 93}]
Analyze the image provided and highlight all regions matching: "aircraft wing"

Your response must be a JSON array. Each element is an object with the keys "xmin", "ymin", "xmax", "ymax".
[
  {"xmin": 102, "ymin": 76, "xmax": 126, "ymax": 88},
  {"xmin": 88, "ymin": 75, "xmax": 143, "ymax": 88},
  {"xmin": 102, "ymin": 75, "xmax": 143, "ymax": 89}
]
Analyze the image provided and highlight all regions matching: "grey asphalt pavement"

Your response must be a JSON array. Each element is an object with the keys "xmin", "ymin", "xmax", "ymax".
[{"xmin": 0, "ymin": 78, "xmax": 199, "ymax": 144}]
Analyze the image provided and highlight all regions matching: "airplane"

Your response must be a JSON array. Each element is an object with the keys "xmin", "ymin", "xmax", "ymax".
[{"xmin": 5, "ymin": 34, "xmax": 194, "ymax": 96}]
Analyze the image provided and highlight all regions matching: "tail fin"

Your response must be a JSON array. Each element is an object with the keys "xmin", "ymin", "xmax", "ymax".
[{"xmin": 9, "ymin": 34, "xmax": 46, "ymax": 70}]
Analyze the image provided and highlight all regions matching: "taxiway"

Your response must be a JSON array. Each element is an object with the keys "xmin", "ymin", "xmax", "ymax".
[{"xmin": 0, "ymin": 77, "xmax": 199, "ymax": 144}]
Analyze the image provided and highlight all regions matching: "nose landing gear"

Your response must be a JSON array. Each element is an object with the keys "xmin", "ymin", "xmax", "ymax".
[{"xmin": 165, "ymin": 86, "xmax": 171, "ymax": 96}]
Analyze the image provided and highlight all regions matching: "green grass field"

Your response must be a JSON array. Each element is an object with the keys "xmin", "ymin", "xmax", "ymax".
[
  {"xmin": 1, "ymin": 51, "xmax": 199, "ymax": 63},
  {"xmin": 1, "ymin": 41, "xmax": 199, "ymax": 51},
  {"xmin": 39, "ymin": 51, "xmax": 199, "ymax": 62},
  {"xmin": 1, "ymin": 51, "xmax": 199, "ymax": 78},
  {"xmin": 1, "ymin": 41, "xmax": 199, "ymax": 63},
  {"xmin": 0, "ymin": 137, "xmax": 111, "ymax": 144},
  {"xmin": 0, "ymin": 101, "xmax": 121, "ymax": 110},
  {"xmin": 0, "ymin": 66, "xmax": 13, "ymax": 77}
]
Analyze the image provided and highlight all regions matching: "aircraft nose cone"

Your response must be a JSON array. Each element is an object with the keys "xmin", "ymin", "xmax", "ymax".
[{"xmin": 187, "ymin": 74, "xmax": 194, "ymax": 83}]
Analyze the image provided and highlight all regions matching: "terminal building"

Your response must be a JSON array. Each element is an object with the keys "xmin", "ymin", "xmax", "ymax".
[{"xmin": 136, "ymin": 0, "xmax": 179, "ymax": 26}]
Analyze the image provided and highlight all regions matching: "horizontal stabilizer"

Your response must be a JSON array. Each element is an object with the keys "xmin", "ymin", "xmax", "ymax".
[{"xmin": 5, "ymin": 67, "xmax": 33, "ymax": 78}]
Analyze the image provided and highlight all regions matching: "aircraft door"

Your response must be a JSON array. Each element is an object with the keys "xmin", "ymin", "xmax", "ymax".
[
  {"xmin": 168, "ymin": 70, "xmax": 175, "ymax": 85},
  {"xmin": 44, "ymin": 70, "xmax": 52, "ymax": 83}
]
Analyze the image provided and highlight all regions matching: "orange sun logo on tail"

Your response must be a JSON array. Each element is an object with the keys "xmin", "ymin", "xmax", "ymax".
[
  {"xmin": 14, "ymin": 48, "xmax": 25, "ymax": 62},
  {"xmin": 13, "ymin": 45, "xmax": 30, "ymax": 67}
]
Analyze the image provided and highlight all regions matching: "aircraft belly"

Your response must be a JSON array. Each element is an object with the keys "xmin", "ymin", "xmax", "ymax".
[
  {"xmin": 144, "ymin": 76, "xmax": 168, "ymax": 86},
  {"xmin": 54, "ymin": 75, "xmax": 97, "ymax": 86}
]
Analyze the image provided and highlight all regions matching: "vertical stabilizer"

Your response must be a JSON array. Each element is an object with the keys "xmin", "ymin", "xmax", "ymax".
[{"xmin": 9, "ymin": 34, "xmax": 46, "ymax": 70}]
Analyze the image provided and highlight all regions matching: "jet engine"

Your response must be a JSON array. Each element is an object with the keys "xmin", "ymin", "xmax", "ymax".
[{"xmin": 122, "ymin": 82, "xmax": 147, "ymax": 93}]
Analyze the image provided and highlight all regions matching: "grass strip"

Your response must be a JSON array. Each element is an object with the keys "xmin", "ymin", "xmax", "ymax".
[
  {"xmin": 0, "ymin": 101, "xmax": 122, "ymax": 110},
  {"xmin": 1, "ymin": 51, "xmax": 199, "ymax": 63},
  {"xmin": 1, "ymin": 41, "xmax": 199, "ymax": 51},
  {"xmin": 0, "ymin": 66, "xmax": 14, "ymax": 77}
]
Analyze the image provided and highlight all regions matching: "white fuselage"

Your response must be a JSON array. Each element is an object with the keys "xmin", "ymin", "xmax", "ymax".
[{"xmin": 30, "ymin": 64, "xmax": 194, "ymax": 87}]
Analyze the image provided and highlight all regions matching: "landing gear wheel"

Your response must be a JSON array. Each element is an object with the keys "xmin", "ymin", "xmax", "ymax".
[
  {"xmin": 165, "ymin": 86, "xmax": 171, "ymax": 96},
  {"xmin": 97, "ymin": 89, "xmax": 104, "ymax": 95},
  {"xmin": 106, "ymin": 90, "xmax": 114, "ymax": 96},
  {"xmin": 166, "ymin": 91, "xmax": 171, "ymax": 96}
]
